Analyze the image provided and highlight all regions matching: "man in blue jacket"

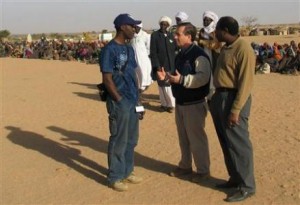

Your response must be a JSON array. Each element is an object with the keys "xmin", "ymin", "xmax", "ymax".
[{"xmin": 157, "ymin": 22, "xmax": 211, "ymax": 182}]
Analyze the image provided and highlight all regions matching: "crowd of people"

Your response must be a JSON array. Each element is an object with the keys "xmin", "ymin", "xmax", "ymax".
[
  {"xmin": 2, "ymin": 11, "xmax": 298, "ymax": 203},
  {"xmin": 0, "ymin": 37, "xmax": 108, "ymax": 64},
  {"xmin": 1, "ymin": 23, "xmax": 299, "ymax": 75},
  {"xmin": 252, "ymin": 40, "xmax": 300, "ymax": 74}
]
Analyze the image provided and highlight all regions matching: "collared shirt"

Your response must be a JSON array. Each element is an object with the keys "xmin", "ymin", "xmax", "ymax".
[{"xmin": 214, "ymin": 37, "xmax": 255, "ymax": 114}]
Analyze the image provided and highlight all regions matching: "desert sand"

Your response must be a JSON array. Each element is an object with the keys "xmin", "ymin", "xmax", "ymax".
[{"xmin": 1, "ymin": 35, "xmax": 300, "ymax": 204}]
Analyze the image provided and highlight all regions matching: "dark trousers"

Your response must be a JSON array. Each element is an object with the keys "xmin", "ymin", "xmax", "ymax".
[{"xmin": 210, "ymin": 90, "xmax": 255, "ymax": 192}]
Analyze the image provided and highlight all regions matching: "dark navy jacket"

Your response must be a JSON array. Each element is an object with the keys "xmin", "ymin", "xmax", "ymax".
[{"xmin": 172, "ymin": 44, "xmax": 210, "ymax": 105}]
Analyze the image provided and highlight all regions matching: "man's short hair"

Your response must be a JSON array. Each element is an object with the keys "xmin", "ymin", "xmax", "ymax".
[
  {"xmin": 216, "ymin": 16, "xmax": 239, "ymax": 36},
  {"xmin": 177, "ymin": 22, "xmax": 197, "ymax": 42}
]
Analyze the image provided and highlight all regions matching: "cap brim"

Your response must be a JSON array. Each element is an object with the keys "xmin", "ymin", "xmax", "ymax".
[{"xmin": 134, "ymin": 20, "xmax": 142, "ymax": 25}]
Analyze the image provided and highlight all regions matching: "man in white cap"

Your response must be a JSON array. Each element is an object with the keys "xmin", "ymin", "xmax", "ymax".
[
  {"xmin": 150, "ymin": 16, "xmax": 176, "ymax": 113},
  {"xmin": 169, "ymin": 11, "xmax": 189, "ymax": 34},
  {"xmin": 175, "ymin": 11, "xmax": 189, "ymax": 25},
  {"xmin": 198, "ymin": 10, "xmax": 222, "ymax": 104},
  {"xmin": 130, "ymin": 22, "xmax": 152, "ymax": 93}
]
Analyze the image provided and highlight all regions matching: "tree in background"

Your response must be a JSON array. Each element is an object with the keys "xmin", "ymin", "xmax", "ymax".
[
  {"xmin": 0, "ymin": 30, "xmax": 11, "ymax": 39},
  {"xmin": 241, "ymin": 16, "xmax": 258, "ymax": 31},
  {"xmin": 49, "ymin": 33, "xmax": 64, "ymax": 40}
]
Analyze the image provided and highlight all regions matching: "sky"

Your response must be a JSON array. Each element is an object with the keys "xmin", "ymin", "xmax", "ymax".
[{"xmin": 0, "ymin": 0, "xmax": 299, "ymax": 35}]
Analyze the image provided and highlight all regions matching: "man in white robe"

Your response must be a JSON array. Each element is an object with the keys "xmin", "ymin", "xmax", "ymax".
[{"xmin": 130, "ymin": 22, "xmax": 152, "ymax": 92}]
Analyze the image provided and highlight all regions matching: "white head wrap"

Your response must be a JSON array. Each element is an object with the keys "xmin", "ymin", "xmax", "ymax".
[
  {"xmin": 134, "ymin": 22, "xmax": 143, "ymax": 37},
  {"xmin": 203, "ymin": 10, "xmax": 219, "ymax": 34},
  {"xmin": 159, "ymin": 16, "xmax": 172, "ymax": 28},
  {"xmin": 175, "ymin": 11, "xmax": 189, "ymax": 23}
]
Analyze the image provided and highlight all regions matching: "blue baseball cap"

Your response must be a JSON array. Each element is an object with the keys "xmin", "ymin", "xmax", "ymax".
[{"xmin": 114, "ymin": 13, "xmax": 141, "ymax": 28}]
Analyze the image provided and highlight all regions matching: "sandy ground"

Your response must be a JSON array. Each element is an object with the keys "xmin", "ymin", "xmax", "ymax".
[{"xmin": 1, "ymin": 37, "xmax": 300, "ymax": 205}]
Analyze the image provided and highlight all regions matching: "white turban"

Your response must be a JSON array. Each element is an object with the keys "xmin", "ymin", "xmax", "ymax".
[
  {"xmin": 159, "ymin": 16, "xmax": 172, "ymax": 27},
  {"xmin": 175, "ymin": 11, "xmax": 189, "ymax": 22},
  {"xmin": 203, "ymin": 10, "xmax": 219, "ymax": 34}
]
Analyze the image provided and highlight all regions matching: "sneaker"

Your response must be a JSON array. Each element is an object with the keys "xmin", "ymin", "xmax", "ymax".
[
  {"xmin": 109, "ymin": 181, "xmax": 128, "ymax": 192},
  {"xmin": 169, "ymin": 167, "xmax": 193, "ymax": 177},
  {"xmin": 191, "ymin": 172, "xmax": 210, "ymax": 183},
  {"xmin": 123, "ymin": 172, "xmax": 143, "ymax": 184}
]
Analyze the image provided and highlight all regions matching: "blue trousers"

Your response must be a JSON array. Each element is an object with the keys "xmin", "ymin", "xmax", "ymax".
[
  {"xmin": 210, "ymin": 91, "xmax": 256, "ymax": 192},
  {"xmin": 106, "ymin": 97, "xmax": 139, "ymax": 184}
]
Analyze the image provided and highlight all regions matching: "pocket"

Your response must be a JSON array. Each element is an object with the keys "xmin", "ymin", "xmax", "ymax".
[
  {"xmin": 107, "ymin": 100, "xmax": 118, "ymax": 136},
  {"xmin": 239, "ymin": 96, "xmax": 251, "ymax": 118},
  {"xmin": 115, "ymin": 97, "xmax": 129, "ymax": 112},
  {"xmin": 108, "ymin": 115, "xmax": 117, "ymax": 136}
]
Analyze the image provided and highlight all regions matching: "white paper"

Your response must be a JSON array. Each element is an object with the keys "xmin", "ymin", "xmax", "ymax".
[{"xmin": 135, "ymin": 106, "xmax": 145, "ymax": 113}]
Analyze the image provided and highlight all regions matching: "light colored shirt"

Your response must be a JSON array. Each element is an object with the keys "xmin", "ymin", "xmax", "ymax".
[{"xmin": 214, "ymin": 37, "xmax": 255, "ymax": 114}]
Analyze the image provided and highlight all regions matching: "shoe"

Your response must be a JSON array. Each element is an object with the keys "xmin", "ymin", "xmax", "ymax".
[
  {"xmin": 215, "ymin": 181, "xmax": 239, "ymax": 189},
  {"xmin": 191, "ymin": 172, "xmax": 210, "ymax": 183},
  {"xmin": 169, "ymin": 167, "xmax": 193, "ymax": 177},
  {"xmin": 166, "ymin": 107, "xmax": 174, "ymax": 113},
  {"xmin": 225, "ymin": 189, "xmax": 255, "ymax": 202},
  {"xmin": 160, "ymin": 106, "xmax": 167, "ymax": 112},
  {"xmin": 123, "ymin": 172, "xmax": 143, "ymax": 184},
  {"xmin": 109, "ymin": 181, "xmax": 128, "ymax": 192}
]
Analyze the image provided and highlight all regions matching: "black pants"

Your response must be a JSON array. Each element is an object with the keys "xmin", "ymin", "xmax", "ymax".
[{"xmin": 210, "ymin": 90, "xmax": 255, "ymax": 192}]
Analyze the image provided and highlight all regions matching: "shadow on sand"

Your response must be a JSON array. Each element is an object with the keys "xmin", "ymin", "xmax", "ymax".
[
  {"xmin": 46, "ymin": 125, "xmax": 177, "ymax": 174},
  {"xmin": 45, "ymin": 126, "xmax": 229, "ymax": 193},
  {"xmin": 6, "ymin": 125, "xmax": 228, "ymax": 192},
  {"xmin": 5, "ymin": 126, "xmax": 107, "ymax": 185}
]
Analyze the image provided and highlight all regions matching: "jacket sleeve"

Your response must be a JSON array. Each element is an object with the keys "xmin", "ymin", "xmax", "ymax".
[{"xmin": 183, "ymin": 56, "xmax": 210, "ymax": 88}]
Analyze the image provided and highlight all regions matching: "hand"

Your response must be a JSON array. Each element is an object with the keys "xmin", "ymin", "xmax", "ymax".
[
  {"xmin": 156, "ymin": 67, "xmax": 166, "ymax": 81},
  {"xmin": 167, "ymin": 70, "xmax": 181, "ymax": 84},
  {"xmin": 228, "ymin": 112, "xmax": 239, "ymax": 128}
]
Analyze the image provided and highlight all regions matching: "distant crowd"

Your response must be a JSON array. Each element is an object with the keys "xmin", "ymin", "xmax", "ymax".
[
  {"xmin": 0, "ymin": 37, "xmax": 109, "ymax": 64},
  {"xmin": 251, "ymin": 40, "xmax": 300, "ymax": 75},
  {"xmin": 1, "ymin": 36, "xmax": 299, "ymax": 75}
]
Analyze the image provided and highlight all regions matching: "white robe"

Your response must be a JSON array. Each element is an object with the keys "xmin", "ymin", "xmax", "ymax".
[{"xmin": 130, "ymin": 30, "xmax": 153, "ymax": 90}]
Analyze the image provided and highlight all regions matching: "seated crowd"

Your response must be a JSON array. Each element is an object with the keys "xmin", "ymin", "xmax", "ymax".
[
  {"xmin": 252, "ymin": 40, "xmax": 300, "ymax": 74},
  {"xmin": 1, "ymin": 36, "xmax": 299, "ymax": 75},
  {"xmin": 0, "ymin": 38, "xmax": 109, "ymax": 64}
]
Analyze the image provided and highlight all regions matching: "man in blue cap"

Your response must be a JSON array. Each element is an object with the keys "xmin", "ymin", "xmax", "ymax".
[{"xmin": 99, "ymin": 13, "xmax": 143, "ymax": 192}]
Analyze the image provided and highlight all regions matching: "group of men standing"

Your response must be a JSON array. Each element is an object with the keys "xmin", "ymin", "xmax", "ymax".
[{"xmin": 99, "ymin": 11, "xmax": 256, "ymax": 203}]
